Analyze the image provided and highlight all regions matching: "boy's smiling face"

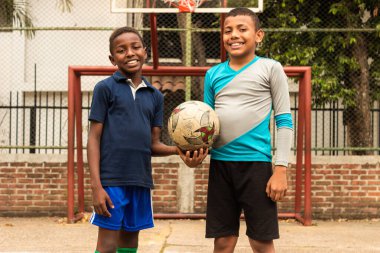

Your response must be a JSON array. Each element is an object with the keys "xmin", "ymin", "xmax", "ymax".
[
  {"xmin": 109, "ymin": 32, "xmax": 147, "ymax": 79},
  {"xmin": 223, "ymin": 15, "xmax": 264, "ymax": 63}
]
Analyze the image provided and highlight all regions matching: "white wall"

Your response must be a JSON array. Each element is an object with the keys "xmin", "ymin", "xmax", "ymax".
[
  {"xmin": 0, "ymin": 0, "xmax": 133, "ymax": 153},
  {"xmin": 0, "ymin": 33, "xmax": 13, "ymax": 98},
  {"xmin": 21, "ymin": 0, "xmax": 130, "ymax": 92}
]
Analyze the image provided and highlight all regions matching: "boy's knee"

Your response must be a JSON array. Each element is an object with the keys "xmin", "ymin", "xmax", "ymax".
[
  {"xmin": 214, "ymin": 236, "xmax": 238, "ymax": 252},
  {"xmin": 96, "ymin": 244, "xmax": 118, "ymax": 253},
  {"xmin": 249, "ymin": 239, "xmax": 275, "ymax": 253}
]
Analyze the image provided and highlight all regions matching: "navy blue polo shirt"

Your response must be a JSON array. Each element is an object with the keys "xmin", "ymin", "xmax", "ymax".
[{"xmin": 89, "ymin": 71, "xmax": 164, "ymax": 188}]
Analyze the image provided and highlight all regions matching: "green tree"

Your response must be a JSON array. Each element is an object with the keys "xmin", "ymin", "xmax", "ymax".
[
  {"xmin": 256, "ymin": 0, "xmax": 380, "ymax": 154},
  {"xmin": 0, "ymin": 0, "xmax": 73, "ymax": 38}
]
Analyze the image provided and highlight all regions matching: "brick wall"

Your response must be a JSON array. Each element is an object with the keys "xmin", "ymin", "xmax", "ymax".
[
  {"xmin": 0, "ymin": 154, "xmax": 379, "ymax": 219},
  {"xmin": 0, "ymin": 160, "xmax": 67, "ymax": 216}
]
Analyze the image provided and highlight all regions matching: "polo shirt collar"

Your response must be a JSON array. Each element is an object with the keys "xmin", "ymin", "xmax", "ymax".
[{"xmin": 112, "ymin": 71, "xmax": 154, "ymax": 90}]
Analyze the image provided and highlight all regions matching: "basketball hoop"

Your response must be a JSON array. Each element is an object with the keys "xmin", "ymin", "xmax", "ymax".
[{"xmin": 163, "ymin": 0, "xmax": 203, "ymax": 13}]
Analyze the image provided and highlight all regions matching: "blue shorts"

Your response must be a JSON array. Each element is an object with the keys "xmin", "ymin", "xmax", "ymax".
[{"xmin": 90, "ymin": 186, "xmax": 154, "ymax": 231}]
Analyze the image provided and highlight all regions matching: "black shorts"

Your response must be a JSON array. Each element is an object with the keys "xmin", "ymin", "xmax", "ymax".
[{"xmin": 206, "ymin": 159, "xmax": 279, "ymax": 241}]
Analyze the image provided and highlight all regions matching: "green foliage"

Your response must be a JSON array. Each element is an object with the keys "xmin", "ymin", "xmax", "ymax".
[
  {"xmin": 1, "ymin": 0, "xmax": 73, "ymax": 39},
  {"xmin": 227, "ymin": 0, "xmax": 259, "ymax": 8},
  {"xmin": 258, "ymin": 0, "xmax": 380, "ymax": 107},
  {"xmin": 0, "ymin": 0, "xmax": 13, "ymax": 26},
  {"xmin": 56, "ymin": 0, "xmax": 73, "ymax": 13},
  {"xmin": 11, "ymin": 1, "xmax": 35, "ymax": 38}
]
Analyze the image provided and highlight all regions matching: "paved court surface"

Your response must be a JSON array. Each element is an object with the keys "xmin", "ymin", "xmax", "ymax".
[{"xmin": 0, "ymin": 216, "xmax": 380, "ymax": 252}]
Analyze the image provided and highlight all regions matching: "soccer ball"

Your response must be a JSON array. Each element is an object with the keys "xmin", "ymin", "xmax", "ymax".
[{"xmin": 168, "ymin": 100, "xmax": 220, "ymax": 151}]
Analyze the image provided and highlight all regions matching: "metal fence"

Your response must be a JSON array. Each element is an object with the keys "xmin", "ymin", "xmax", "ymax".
[
  {"xmin": 2, "ymin": 89, "xmax": 380, "ymax": 155},
  {"xmin": 1, "ymin": 0, "xmax": 379, "ymax": 155}
]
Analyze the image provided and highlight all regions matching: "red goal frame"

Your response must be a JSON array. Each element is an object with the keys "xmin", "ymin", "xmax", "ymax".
[{"xmin": 67, "ymin": 65, "xmax": 312, "ymax": 225}]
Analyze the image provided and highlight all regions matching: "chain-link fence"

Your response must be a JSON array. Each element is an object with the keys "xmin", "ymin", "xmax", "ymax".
[{"xmin": 0, "ymin": 0, "xmax": 379, "ymax": 155}]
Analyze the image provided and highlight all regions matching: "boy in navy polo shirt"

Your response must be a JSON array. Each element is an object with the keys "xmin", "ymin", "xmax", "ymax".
[{"xmin": 87, "ymin": 26, "xmax": 207, "ymax": 253}]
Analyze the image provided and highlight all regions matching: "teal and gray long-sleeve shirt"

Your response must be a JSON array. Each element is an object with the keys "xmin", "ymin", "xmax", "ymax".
[{"xmin": 204, "ymin": 56, "xmax": 293, "ymax": 166}]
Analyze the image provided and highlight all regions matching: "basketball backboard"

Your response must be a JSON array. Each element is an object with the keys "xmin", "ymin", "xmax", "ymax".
[{"xmin": 111, "ymin": 0, "xmax": 264, "ymax": 13}]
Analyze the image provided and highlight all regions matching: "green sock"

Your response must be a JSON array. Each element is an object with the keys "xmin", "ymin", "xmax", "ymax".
[
  {"xmin": 94, "ymin": 248, "xmax": 136, "ymax": 253},
  {"xmin": 117, "ymin": 248, "xmax": 137, "ymax": 253}
]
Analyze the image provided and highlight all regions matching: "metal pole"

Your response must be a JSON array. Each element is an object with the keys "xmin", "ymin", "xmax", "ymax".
[
  {"xmin": 30, "ymin": 64, "xmax": 37, "ymax": 153},
  {"xmin": 185, "ymin": 13, "xmax": 192, "ymax": 101},
  {"xmin": 303, "ymin": 67, "xmax": 312, "ymax": 226},
  {"xmin": 67, "ymin": 67, "xmax": 76, "ymax": 223},
  {"xmin": 220, "ymin": 0, "xmax": 227, "ymax": 62},
  {"xmin": 295, "ymin": 74, "xmax": 304, "ymax": 217},
  {"xmin": 150, "ymin": 13, "xmax": 159, "ymax": 69},
  {"xmin": 74, "ymin": 75, "xmax": 85, "ymax": 215}
]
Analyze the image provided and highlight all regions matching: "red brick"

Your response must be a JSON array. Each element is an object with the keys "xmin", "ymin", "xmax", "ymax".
[
  {"xmin": 17, "ymin": 168, "xmax": 34, "ymax": 173},
  {"xmin": 164, "ymin": 163, "xmax": 179, "ymax": 168},
  {"xmin": 315, "ymin": 181, "xmax": 332, "ymax": 186},
  {"xmin": 342, "ymin": 175, "xmax": 358, "ymax": 180},
  {"xmin": 325, "ymin": 175, "xmax": 341, "ymax": 180},
  {"xmin": 351, "ymin": 181, "xmax": 366, "ymax": 185},
  {"xmin": 51, "ymin": 168, "xmax": 65, "ymax": 173},
  {"xmin": 26, "ymin": 195, "xmax": 43, "ymax": 200},
  {"xmin": 351, "ymin": 170, "xmax": 366, "ymax": 175},
  {"xmin": 350, "ymin": 192, "xmax": 367, "ymax": 197},
  {"xmin": 360, "ymin": 186, "xmax": 377, "ymax": 191},
  {"xmin": 345, "ymin": 186, "xmax": 360, "ymax": 190},
  {"xmin": 163, "ymin": 197, "xmax": 176, "ymax": 201},
  {"xmin": 360, "ymin": 175, "xmax": 376, "ymax": 180},
  {"xmin": 154, "ymin": 168, "xmax": 170, "ymax": 173},
  {"xmin": 155, "ymin": 179, "xmax": 171, "ymax": 184},
  {"xmin": 28, "ymin": 174, "xmax": 43, "ymax": 178},
  {"xmin": 319, "ymin": 169, "xmax": 333, "ymax": 174},
  {"xmin": 325, "ymin": 164, "xmax": 342, "ymax": 169},
  {"xmin": 43, "ymin": 162, "xmax": 62, "ymax": 167},
  {"xmin": 0, "ymin": 206, "xmax": 26, "ymax": 211},
  {"xmin": 165, "ymin": 174, "xmax": 177, "ymax": 179},
  {"xmin": 35, "ymin": 179, "xmax": 51, "ymax": 184},
  {"xmin": 362, "ymin": 163, "xmax": 378, "ymax": 169},
  {"xmin": 1, "ymin": 178, "xmax": 16, "ymax": 184},
  {"xmin": 9, "ymin": 162, "xmax": 26, "ymax": 167},
  {"xmin": 162, "ymin": 185, "xmax": 176, "ymax": 190},
  {"xmin": 0, "ymin": 168, "xmax": 16, "ymax": 173},
  {"xmin": 333, "ymin": 170, "xmax": 349, "ymax": 175},
  {"xmin": 334, "ymin": 181, "xmax": 349, "ymax": 185},
  {"xmin": 26, "ymin": 184, "xmax": 41, "ymax": 189},
  {"xmin": 153, "ymin": 190, "xmax": 169, "ymax": 195},
  {"xmin": 341, "ymin": 164, "xmax": 360, "ymax": 169},
  {"xmin": 27, "ymin": 163, "xmax": 43, "ymax": 167}
]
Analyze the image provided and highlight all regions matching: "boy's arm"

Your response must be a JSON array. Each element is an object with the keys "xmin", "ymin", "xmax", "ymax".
[
  {"xmin": 87, "ymin": 121, "xmax": 113, "ymax": 217},
  {"xmin": 151, "ymin": 126, "xmax": 177, "ymax": 156},
  {"xmin": 266, "ymin": 165, "xmax": 288, "ymax": 202},
  {"xmin": 266, "ymin": 126, "xmax": 292, "ymax": 202},
  {"xmin": 151, "ymin": 126, "xmax": 208, "ymax": 167},
  {"xmin": 267, "ymin": 62, "xmax": 294, "ymax": 202}
]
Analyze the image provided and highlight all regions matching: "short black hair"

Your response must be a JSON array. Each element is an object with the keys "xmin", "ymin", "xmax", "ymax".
[
  {"xmin": 226, "ymin": 7, "xmax": 261, "ymax": 30},
  {"xmin": 109, "ymin": 26, "xmax": 145, "ymax": 54}
]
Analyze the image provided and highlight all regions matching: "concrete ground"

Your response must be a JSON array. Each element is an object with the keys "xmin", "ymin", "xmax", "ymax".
[{"xmin": 0, "ymin": 216, "xmax": 380, "ymax": 253}]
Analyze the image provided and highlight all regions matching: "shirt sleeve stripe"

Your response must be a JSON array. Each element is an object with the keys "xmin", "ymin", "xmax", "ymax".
[{"xmin": 274, "ymin": 113, "xmax": 293, "ymax": 129}]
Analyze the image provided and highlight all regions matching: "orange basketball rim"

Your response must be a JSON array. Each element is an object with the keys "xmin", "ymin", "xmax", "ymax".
[{"xmin": 164, "ymin": 0, "xmax": 204, "ymax": 12}]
